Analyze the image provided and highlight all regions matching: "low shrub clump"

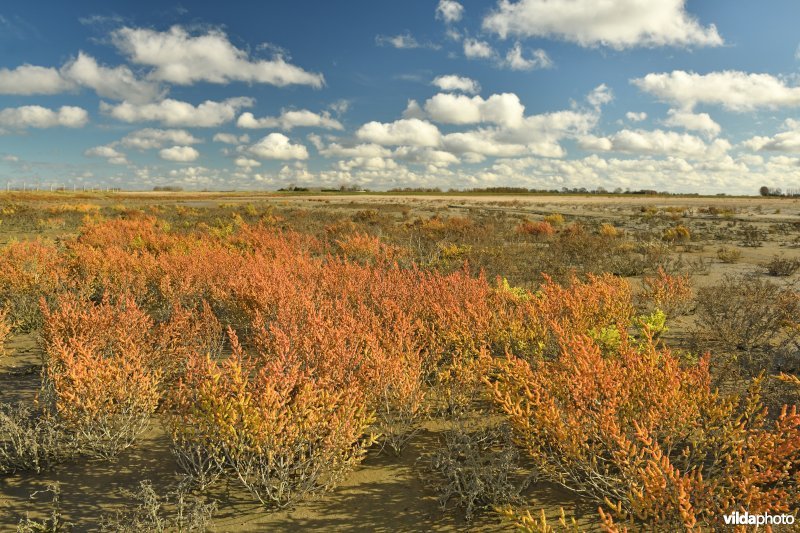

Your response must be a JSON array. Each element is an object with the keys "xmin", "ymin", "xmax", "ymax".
[
  {"xmin": 739, "ymin": 224, "xmax": 766, "ymax": 247},
  {"xmin": 715, "ymin": 246, "xmax": 741, "ymax": 263},
  {"xmin": 0, "ymin": 403, "xmax": 70, "ymax": 475},
  {"xmin": 543, "ymin": 213, "xmax": 565, "ymax": 227},
  {"xmin": 692, "ymin": 274, "xmax": 799, "ymax": 376},
  {"xmin": 517, "ymin": 220, "xmax": 555, "ymax": 237},
  {"xmin": 498, "ymin": 506, "xmax": 581, "ymax": 532},
  {"xmin": 16, "ymin": 482, "xmax": 72, "ymax": 532},
  {"xmin": 763, "ymin": 254, "xmax": 800, "ymax": 277},
  {"xmin": 426, "ymin": 420, "xmax": 529, "ymax": 522},
  {"xmin": 40, "ymin": 294, "xmax": 162, "ymax": 458},
  {"xmin": 99, "ymin": 480, "xmax": 217, "ymax": 532},
  {"xmin": 335, "ymin": 232, "xmax": 404, "ymax": 264},
  {"xmin": 639, "ymin": 267, "xmax": 692, "ymax": 317},
  {"xmin": 0, "ymin": 240, "xmax": 68, "ymax": 331},
  {"xmin": 662, "ymin": 224, "xmax": 691, "ymax": 242},
  {"xmin": 166, "ymin": 332, "xmax": 375, "ymax": 507},
  {"xmin": 598, "ymin": 223, "xmax": 620, "ymax": 238},
  {"xmin": 491, "ymin": 330, "xmax": 800, "ymax": 530}
]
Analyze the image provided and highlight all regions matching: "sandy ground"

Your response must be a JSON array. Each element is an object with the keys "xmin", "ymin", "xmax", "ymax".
[{"xmin": 0, "ymin": 357, "xmax": 596, "ymax": 531}]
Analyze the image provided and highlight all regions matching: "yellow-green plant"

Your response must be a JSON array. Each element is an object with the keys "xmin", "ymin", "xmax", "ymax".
[
  {"xmin": 544, "ymin": 213, "xmax": 565, "ymax": 226},
  {"xmin": 636, "ymin": 308, "xmax": 668, "ymax": 337}
]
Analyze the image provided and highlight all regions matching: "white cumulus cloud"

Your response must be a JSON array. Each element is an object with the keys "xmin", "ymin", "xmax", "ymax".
[
  {"xmin": 432, "ymin": 75, "xmax": 480, "ymax": 94},
  {"xmin": 375, "ymin": 32, "xmax": 431, "ymax": 49},
  {"xmin": 0, "ymin": 65, "xmax": 73, "ymax": 95},
  {"xmin": 402, "ymin": 100, "xmax": 426, "ymax": 120},
  {"xmin": 504, "ymin": 43, "xmax": 552, "ymax": 70},
  {"xmin": 213, "ymin": 132, "xmax": 250, "ymax": 145},
  {"xmin": 633, "ymin": 70, "xmax": 800, "ymax": 111},
  {"xmin": 744, "ymin": 120, "xmax": 800, "ymax": 152},
  {"xmin": 0, "ymin": 53, "xmax": 161, "ymax": 103},
  {"xmin": 159, "ymin": 145, "xmax": 200, "ymax": 162},
  {"xmin": 463, "ymin": 38, "xmax": 495, "ymax": 59},
  {"xmin": 356, "ymin": 118, "xmax": 442, "ymax": 147},
  {"xmin": 248, "ymin": 133, "xmax": 309, "ymax": 159},
  {"xmin": 436, "ymin": 0, "xmax": 464, "ymax": 23},
  {"xmin": 111, "ymin": 26, "xmax": 324, "ymax": 88},
  {"xmin": 0, "ymin": 105, "xmax": 88, "ymax": 130},
  {"xmin": 237, "ymin": 109, "xmax": 343, "ymax": 130},
  {"xmin": 101, "ymin": 97, "xmax": 253, "ymax": 127},
  {"xmin": 85, "ymin": 144, "xmax": 128, "ymax": 165},
  {"xmin": 483, "ymin": 0, "xmax": 723, "ymax": 49},
  {"xmin": 587, "ymin": 84, "xmax": 614, "ymax": 108},
  {"xmin": 424, "ymin": 93, "xmax": 526, "ymax": 128},
  {"xmin": 317, "ymin": 142, "xmax": 392, "ymax": 159},
  {"xmin": 394, "ymin": 146, "xmax": 460, "ymax": 167},
  {"xmin": 61, "ymin": 52, "xmax": 163, "ymax": 103},
  {"xmin": 120, "ymin": 128, "xmax": 201, "ymax": 150},
  {"xmin": 234, "ymin": 157, "xmax": 261, "ymax": 168},
  {"xmin": 337, "ymin": 156, "xmax": 398, "ymax": 171},
  {"xmin": 442, "ymin": 130, "xmax": 531, "ymax": 158},
  {"xmin": 579, "ymin": 128, "xmax": 730, "ymax": 159},
  {"xmin": 501, "ymin": 110, "xmax": 599, "ymax": 145},
  {"xmin": 662, "ymin": 109, "xmax": 721, "ymax": 137}
]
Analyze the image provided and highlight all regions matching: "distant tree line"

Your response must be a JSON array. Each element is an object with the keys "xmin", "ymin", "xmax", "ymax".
[
  {"xmin": 277, "ymin": 184, "xmax": 368, "ymax": 192},
  {"xmin": 759, "ymin": 186, "xmax": 800, "ymax": 197},
  {"xmin": 153, "ymin": 186, "xmax": 184, "ymax": 192},
  {"xmin": 387, "ymin": 186, "xmax": 703, "ymax": 196},
  {"xmin": 388, "ymin": 187, "xmax": 443, "ymax": 193}
]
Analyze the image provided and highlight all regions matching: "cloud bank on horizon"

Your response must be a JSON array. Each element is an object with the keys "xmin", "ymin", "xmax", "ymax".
[{"xmin": 0, "ymin": 0, "xmax": 799, "ymax": 194}]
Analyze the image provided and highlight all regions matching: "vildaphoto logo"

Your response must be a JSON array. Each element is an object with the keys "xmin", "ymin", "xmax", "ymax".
[{"xmin": 723, "ymin": 511, "xmax": 795, "ymax": 526}]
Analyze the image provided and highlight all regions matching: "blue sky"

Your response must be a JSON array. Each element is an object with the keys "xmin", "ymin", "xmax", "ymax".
[{"xmin": 1, "ymin": 1, "xmax": 800, "ymax": 193}]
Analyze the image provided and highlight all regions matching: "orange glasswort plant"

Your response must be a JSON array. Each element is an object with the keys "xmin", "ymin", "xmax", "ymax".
[
  {"xmin": 334, "ymin": 232, "xmax": 405, "ymax": 265},
  {"xmin": 517, "ymin": 220, "xmax": 556, "ymax": 237},
  {"xmin": 640, "ymin": 266, "xmax": 693, "ymax": 317},
  {"xmin": 492, "ymin": 273, "xmax": 635, "ymax": 362},
  {"xmin": 0, "ymin": 240, "xmax": 68, "ymax": 331},
  {"xmin": 166, "ymin": 329, "xmax": 375, "ymax": 506},
  {"xmin": 152, "ymin": 301, "xmax": 224, "ymax": 387},
  {"xmin": 40, "ymin": 294, "xmax": 162, "ymax": 458},
  {"xmin": 1, "ymin": 212, "xmax": 794, "ymax": 526},
  {"xmin": 491, "ymin": 321, "xmax": 800, "ymax": 529}
]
